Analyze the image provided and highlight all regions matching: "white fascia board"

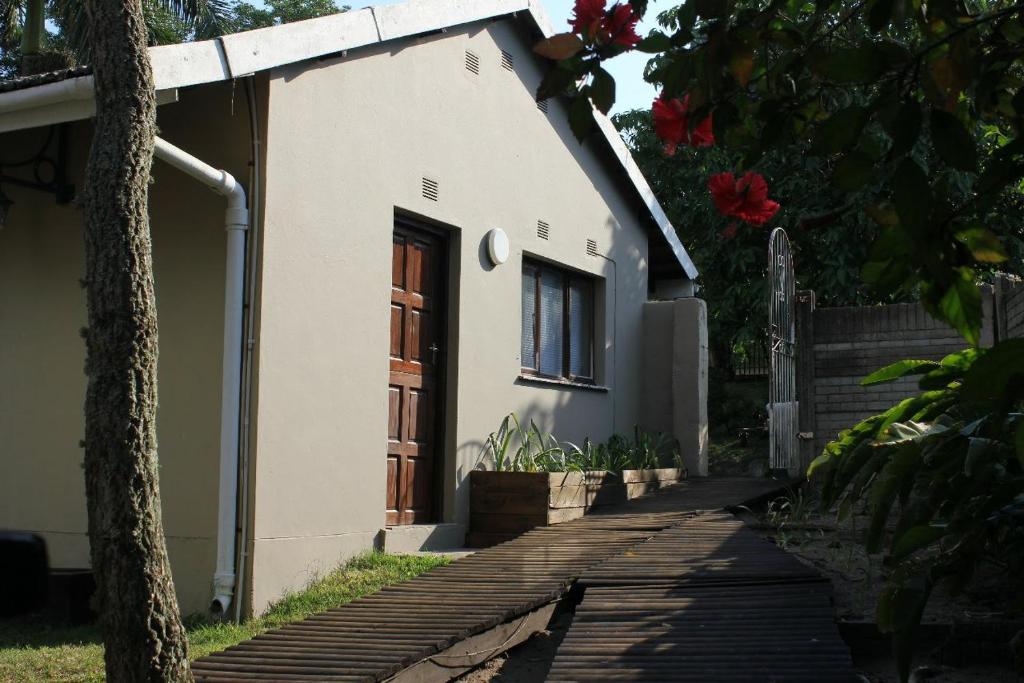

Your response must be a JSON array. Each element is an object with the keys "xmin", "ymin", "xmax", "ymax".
[
  {"xmin": 0, "ymin": 88, "xmax": 178, "ymax": 134},
  {"xmin": 372, "ymin": 0, "xmax": 528, "ymax": 42},
  {"xmin": 525, "ymin": 0, "xmax": 556, "ymax": 36},
  {"xmin": 0, "ymin": 99, "xmax": 95, "ymax": 133},
  {"xmin": 217, "ymin": 9, "xmax": 380, "ymax": 77},
  {"xmin": 524, "ymin": 2, "xmax": 698, "ymax": 280},
  {"xmin": 0, "ymin": 75, "xmax": 93, "ymax": 114},
  {"xmin": 150, "ymin": 40, "xmax": 231, "ymax": 90}
]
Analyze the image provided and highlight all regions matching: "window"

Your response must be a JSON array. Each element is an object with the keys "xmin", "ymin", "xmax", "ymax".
[{"xmin": 521, "ymin": 260, "xmax": 594, "ymax": 382}]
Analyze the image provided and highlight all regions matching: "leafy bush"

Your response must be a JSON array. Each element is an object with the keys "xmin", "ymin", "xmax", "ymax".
[
  {"xmin": 482, "ymin": 414, "xmax": 682, "ymax": 473},
  {"xmin": 809, "ymin": 341, "xmax": 1024, "ymax": 680}
]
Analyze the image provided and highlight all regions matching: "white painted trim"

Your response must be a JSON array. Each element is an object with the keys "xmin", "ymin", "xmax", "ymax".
[
  {"xmin": 0, "ymin": 75, "xmax": 93, "ymax": 113},
  {"xmin": 217, "ymin": 9, "xmax": 380, "ymax": 77},
  {"xmin": 150, "ymin": 40, "xmax": 232, "ymax": 89},
  {"xmin": 371, "ymin": 0, "xmax": 527, "ymax": 41},
  {"xmin": 0, "ymin": 88, "xmax": 178, "ymax": 133}
]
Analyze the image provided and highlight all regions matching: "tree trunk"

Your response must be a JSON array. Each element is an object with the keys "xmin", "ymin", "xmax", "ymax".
[{"xmin": 81, "ymin": 1, "xmax": 193, "ymax": 681}]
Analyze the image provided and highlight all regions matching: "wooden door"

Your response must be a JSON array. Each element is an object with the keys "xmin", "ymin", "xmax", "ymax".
[{"xmin": 388, "ymin": 223, "xmax": 445, "ymax": 525}]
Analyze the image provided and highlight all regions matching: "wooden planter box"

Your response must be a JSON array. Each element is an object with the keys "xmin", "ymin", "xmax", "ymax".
[{"xmin": 466, "ymin": 468, "xmax": 686, "ymax": 547}]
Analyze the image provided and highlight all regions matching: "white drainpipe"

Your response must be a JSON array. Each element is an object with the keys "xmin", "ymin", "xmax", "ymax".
[{"xmin": 153, "ymin": 136, "xmax": 247, "ymax": 615}]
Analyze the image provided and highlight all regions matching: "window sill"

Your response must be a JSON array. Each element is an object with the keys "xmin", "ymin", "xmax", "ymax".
[{"xmin": 516, "ymin": 374, "xmax": 609, "ymax": 392}]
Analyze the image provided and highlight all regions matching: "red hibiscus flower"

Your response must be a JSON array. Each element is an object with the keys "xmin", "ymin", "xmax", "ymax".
[
  {"xmin": 707, "ymin": 171, "xmax": 781, "ymax": 226},
  {"xmin": 569, "ymin": 1, "xmax": 641, "ymax": 49},
  {"xmin": 652, "ymin": 94, "xmax": 715, "ymax": 155},
  {"xmin": 569, "ymin": 0, "xmax": 606, "ymax": 38},
  {"xmin": 602, "ymin": 3, "xmax": 641, "ymax": 48}
]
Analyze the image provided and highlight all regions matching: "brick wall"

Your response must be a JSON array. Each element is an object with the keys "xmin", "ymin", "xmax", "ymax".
[
  {"xmin": 805, "ymin": 302, "xmax": 980, "ymax": 455},
  {"xmin": 999, "ymin": 276, "xmax": 1024, "ymax": 340}
]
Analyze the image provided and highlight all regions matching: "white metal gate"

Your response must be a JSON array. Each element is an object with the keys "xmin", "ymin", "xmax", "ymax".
[{"xmin": 768, "ymin": 228, "xmax": 797, "ymax": 475}]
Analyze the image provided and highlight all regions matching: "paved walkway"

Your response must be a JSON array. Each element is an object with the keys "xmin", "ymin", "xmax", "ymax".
[{"xmin": 192, "ymin": 477, "xmax": 856, "ymax": 682}]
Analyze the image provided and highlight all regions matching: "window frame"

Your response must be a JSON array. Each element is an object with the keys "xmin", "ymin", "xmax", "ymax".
[{"xmin": 521, "ymin": 259, "xmax": 595, "ymax": 384}]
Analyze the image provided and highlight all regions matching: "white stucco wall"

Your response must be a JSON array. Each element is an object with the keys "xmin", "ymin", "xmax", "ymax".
[
  {"xmin": 0, "ymin": 81, "xmax": 250, "ymax": 615},
  {"xmin": 249, "ymin": 18, "xmax": 670, "ymax": 612}
]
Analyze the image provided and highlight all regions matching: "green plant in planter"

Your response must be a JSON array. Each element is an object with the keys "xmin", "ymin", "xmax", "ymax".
[
  {"xmin": 629, "ymin": 425, "xmax": 681, "ymax": 470},
  {"xmin": 485, "ymin": 413, "xmax": 682, "ymax": 474},
  {"xmin": 485, "ymin": 413, "xmax": 567, "ymax": 472},
  {"xmin": 564, "ymin": 437, "xmax": 630, "ymax": 472}
]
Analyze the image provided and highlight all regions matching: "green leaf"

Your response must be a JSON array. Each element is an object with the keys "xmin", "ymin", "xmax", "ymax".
[
  {"xmin": 891, "ymin": 157, "xmax": 931, "ymax": 238},
  {"xmin": 816, "ymin": 44, "xmax": 886, "ymax": 83},
  {"xmin": 635, "ymin": 30, "xmax": 671, "ymax": 53},
  {"xmin": 812, "ymin": 106, "xmax": 869, "ymax": 155},
  {"xmin": 568, "ymin": 94, "xmax": 594, "ymax": 142},
  {"xmin": 536, "ymin": 64, "xmax": 577, "ymax": 101},
  {"xmin": 628, "ymin": 0, "xmax": 649, "ymax": 17},
  {"xmin": 930, "ymin": 109, "xmax": 977, "ymax": 171},
  {"xmin": 890, "ymin": 525, "xmax": 945, "ymax": 561},
  {"xmin": 877, "ymin": 574, "xmax": 930, "ymax": 634},
  {"xmin": 955, "ymin": 227, "xmax": 1008, "ymax": 263},
  {"xmin": 729, "ymin": 45, "xmax": 755, "ymax": 86},
  {"xmin": 832, "ymin": 150, "xmax": 875, "ymax": 190},
  {"xmin": 939, "ymin": 347, "xmax": 981, "ymax": 372},
  {"xmin": 694, "ymin": 0, "xmax": 727, "ymax": 19},
  {"xmin": 964, "ymin": 437, "xmax": 1000, "ymax": 475},
  {"xmin": 868, "ymin": 0, "xmax": 897, "ymax": 32},
  {"xmin": 877, "ymin": 575, "xmax": 932, "ymax": 681},
  {"xmin": 917, "ymin": 368, "xmax": 960, "ymax": 390},
  {"xmin": 867, "ymin": 442, "xmax": 920, "ymax": 553},
  {"xmin": 1016, "ymin": 421, "xmax": 1024, "ymax": 468},
  {"xmin": 884, "ymin": 100, "xmax": 922, "ymax": 158},
  {"xmin": 962, "ymin": 338, "xmax": 1024, "ymax": 404},
  {"xmin": 978, "ymin": 137, "xmax": 1024, "ymax": 194},
  {"xmin": 862, "ymin": 360, "xmax": 940, "ymax": 386},
  {"xmin": 936, "ymin": 270, "xmax": 982, "ymax": 347},
  {"xmin": 534, "ymin": 33, "xmax": 586, "ymax": 61},
  {"xmin": 590, "ymin": 67, "xmax": 616, "ymax": 115}
]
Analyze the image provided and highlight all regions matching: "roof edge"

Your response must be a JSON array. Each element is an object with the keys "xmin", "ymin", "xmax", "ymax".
[{"xmin": 0, "ymin": 0, "xmax": 696, "ymax": 279}]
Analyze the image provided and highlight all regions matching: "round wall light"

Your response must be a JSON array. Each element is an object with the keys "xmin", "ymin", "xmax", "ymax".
[{"xmin": 486, "ymin": 228, "xmax": 510, "ymax": 266}]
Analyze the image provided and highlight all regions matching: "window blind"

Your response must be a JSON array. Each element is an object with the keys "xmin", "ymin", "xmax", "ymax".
[
  {"xmin": 538, "ymin": 269, "xmax": 564, "ymax": 377},
  {"xmin": 521, "ymin": 269, "xmax": 537, "ymax": 369},
  {"xmin": 569, "ymin": 280, "xmax": 593, "ymax": 377}
]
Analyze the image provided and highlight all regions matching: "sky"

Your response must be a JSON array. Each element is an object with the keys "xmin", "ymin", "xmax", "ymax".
[{"xmin": 268, "ymin": 0, "xmax": 662, "ymax": 114}]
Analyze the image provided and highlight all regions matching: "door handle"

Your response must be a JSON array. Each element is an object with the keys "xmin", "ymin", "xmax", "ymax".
[{"xmin": 428, "ymin": 343, "xmax": 439, "ymax": 364}]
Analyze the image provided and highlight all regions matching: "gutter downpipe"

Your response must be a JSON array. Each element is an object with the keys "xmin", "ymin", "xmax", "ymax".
[{"xmin": 152, "ymin": 136, "xmax": 247, "ymax": 616}]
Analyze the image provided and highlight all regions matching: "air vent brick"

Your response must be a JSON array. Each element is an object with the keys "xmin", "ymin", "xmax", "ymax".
[{"xmin": 422, "ymin": 177, "xmax": 439, "ymax": 202}]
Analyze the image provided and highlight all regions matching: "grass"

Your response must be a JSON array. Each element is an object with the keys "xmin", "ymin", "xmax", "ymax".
[{"xmin": 0, "ymin": 552, "xmax": 450, "ymax": 683}]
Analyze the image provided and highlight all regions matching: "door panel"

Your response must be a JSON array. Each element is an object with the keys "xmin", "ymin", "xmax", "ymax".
[{"xmin": 387, "ymin": 223, "xmax": 445, "ymax": 525}]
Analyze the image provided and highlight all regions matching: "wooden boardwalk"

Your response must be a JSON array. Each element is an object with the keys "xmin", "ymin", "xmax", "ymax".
[
  {"xmin": 191, "ymin": 477, "xmax": 854, "ymax": 682},
  {"xmin": 548, "ymin": 513, "xmax": 857, "ymax": 681}
]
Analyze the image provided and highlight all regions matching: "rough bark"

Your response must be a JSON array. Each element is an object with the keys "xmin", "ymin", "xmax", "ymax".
[{"xmin": 81, "ymin": 1, "xmax": 193, "ymax": 681}]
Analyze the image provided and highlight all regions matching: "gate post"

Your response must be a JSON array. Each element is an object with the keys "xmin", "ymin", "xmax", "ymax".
[{"xmin": 795, "ymin": 290, "xmax": 816, "ymax": 475}]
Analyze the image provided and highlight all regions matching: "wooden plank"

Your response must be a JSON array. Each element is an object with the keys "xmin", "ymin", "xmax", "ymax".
[
  {"xmin": 383, "ymin": 601, "xmax": 559, "ymax": 683},
  {"xmin": 469, "ymin": 470, "xmax": 549, "ymax": 493},
  {"xmin": 548, "ymin": 485, "xmax": 588, "ymax": 509},
  {"xmin": 469, "ymin": 490, "xmax": 548, "ymax": 514},
  {"xmin": 620, "ymin": 468, "xmax": 683, "ymax": 484}
]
